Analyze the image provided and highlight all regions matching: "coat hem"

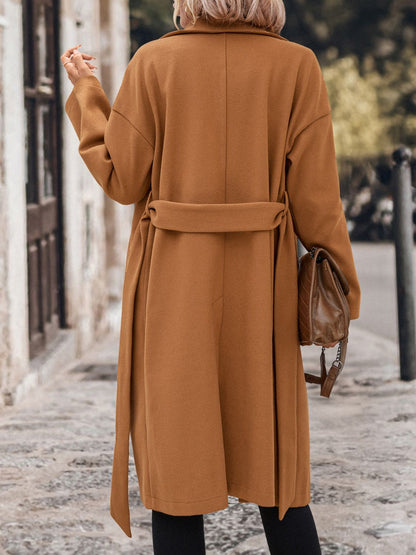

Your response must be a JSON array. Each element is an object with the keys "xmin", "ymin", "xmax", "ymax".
[
  {"xmin": 138, "ymin": 485, "xmax": 311, "ymax": 518},
  {"xmin": 140, "ymin": 490, "xmax": 229, "ymax": 516},
  {"xmin": 228, "ymin": 483, "xmax": 311, "ymax": 516}
]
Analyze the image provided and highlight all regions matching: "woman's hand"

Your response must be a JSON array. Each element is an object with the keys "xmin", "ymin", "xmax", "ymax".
[{"xmin": 61, "ymin": 44, "xmax": 98, "ymax": 85}]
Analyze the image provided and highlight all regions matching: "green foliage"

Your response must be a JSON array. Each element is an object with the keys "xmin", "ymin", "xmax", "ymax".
[
  {"xmin": 129, "ymin": 0, "xmax": 416, "ymax": 153},
  {"xmin": 284, "ymin": 0, "xmax": 416, "ymax": 152},
  {"xmin": 375, "ymin": 46, "xmax": 416, "ymax": 148},
  {"xmin": 129, "ymin": 0, "xmax": 175, "ymax": 54},
  {"xmin": 323, "ymin": 56, "xmax": 390, "ymax": 157}
]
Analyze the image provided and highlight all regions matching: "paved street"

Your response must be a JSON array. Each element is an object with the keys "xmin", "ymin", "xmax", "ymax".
[
  {"xmin": 351, "ymin": 241, "xmax": 416, "ymax": 343},
  {"xmin": 0, "ymin": 242, "xmax": 415, "ymax": 554}
]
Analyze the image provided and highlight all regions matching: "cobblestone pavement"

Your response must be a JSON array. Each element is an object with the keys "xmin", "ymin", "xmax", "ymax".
[{"xmin": 0, "ymin": 322, "xmax": 415, "ymax": 554}]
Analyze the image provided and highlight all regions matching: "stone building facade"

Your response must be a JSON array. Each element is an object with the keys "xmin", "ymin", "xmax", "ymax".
[{"xmin": 0, "ymin": 0, "xmax": 132, "ymax": 406}]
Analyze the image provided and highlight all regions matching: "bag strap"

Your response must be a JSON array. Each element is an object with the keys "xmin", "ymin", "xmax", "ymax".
[{"xmin": 304, "ymin": 338, "xmax": 348, "ymax": 397}]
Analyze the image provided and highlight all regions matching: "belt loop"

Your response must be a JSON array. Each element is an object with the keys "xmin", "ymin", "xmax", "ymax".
[
  {"xmin": 143, "ymin": 188, "xmax": 153, "ymax": 217},
  {"xmin": 283, "ymin": 190, "xmax": 289, "ymax": 211}
]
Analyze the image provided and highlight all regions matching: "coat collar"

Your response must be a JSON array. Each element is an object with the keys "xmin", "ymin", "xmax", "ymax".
[{"xmin": 160, "ymin": 18, "xmax": 288, "ymax": 42}]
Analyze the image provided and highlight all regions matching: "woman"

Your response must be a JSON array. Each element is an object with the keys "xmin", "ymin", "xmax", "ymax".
[{"xmin": 62, "ymin": 1, "xmax": 361, "ymax": 553}]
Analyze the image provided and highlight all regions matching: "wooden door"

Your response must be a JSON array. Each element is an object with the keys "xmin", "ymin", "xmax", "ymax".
[{"xmin": 23, "ymin": 0, "xmax": 65, "ymax": 358}]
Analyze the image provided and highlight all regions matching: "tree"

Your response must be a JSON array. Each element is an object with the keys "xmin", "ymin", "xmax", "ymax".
[
  {"xmin": 129, "ymin": 0, "xmax": 416, "ymax": 150},
  {"xmin": 129, "ymin": 0, "xmax": 175, "ymax": 55}
]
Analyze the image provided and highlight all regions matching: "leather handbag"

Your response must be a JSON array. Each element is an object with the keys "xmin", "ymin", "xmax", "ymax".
[{"xmin": 298, "ymin": 246, "xmax": 351, "ymax": 398}]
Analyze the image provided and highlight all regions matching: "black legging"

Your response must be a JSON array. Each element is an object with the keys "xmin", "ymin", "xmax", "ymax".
[{"xmin": 152, "ymin": 504, "xmax": 321, "ymax": 554}]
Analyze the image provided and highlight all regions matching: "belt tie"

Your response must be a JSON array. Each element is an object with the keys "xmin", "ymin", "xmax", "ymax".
[
  {"xmin": 110, "ymin": 188, "xmax": 300, "ymax": 537},
  {"xmin": 144, "ymin": 192, "xmax": 289, "ymax": 233}
]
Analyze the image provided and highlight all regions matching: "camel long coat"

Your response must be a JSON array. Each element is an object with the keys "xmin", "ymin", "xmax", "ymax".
[{"xmin": 65, "ymin": 17, "xmax": 361, "ymax": 538}]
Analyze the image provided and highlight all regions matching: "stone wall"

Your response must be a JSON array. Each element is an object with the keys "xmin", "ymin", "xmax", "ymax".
[
  {"xmin": 0, "ymin": 0, "xmax": 9, "ymax": 396},
  {"xmin": 0, "ymin": 0, "xmax": 30, "ymax": 405},
  {"xmin": 0, "ymin": 0, "xmax": 131, "ymax": 406}
]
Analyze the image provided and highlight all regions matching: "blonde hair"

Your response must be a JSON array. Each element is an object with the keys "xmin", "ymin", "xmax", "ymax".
[{"xmin": 172, "ymin": 0, "xmax": 286, "ymax": 35}]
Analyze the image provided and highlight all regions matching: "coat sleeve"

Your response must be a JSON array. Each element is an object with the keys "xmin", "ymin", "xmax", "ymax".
[
  {"xmin": 285, "ymin": 51, "xmax": 361, "ymax": 320},
  {"xmin": 64, "ymin": 53, "xmax": 154, "ymax": 205}
]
